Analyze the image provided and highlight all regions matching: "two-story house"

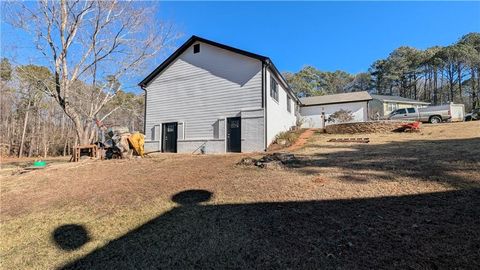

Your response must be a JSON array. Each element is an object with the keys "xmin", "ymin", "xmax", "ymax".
[{"xmin": 139, "ymin": 36, "xmax": 300, "ymax": 153}]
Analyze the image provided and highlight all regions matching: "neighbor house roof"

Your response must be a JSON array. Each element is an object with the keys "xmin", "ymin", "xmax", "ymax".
[
  {"xmin": 370, "ymin": 94, "xmax": 430, "ymax": 104},
  {"xmin": 138, "ymin": 35, "xmax": 299, "ymax": 102},
  {"xmin": 300, "ymin": 91, "xmax": 372, "ymax": 106}
]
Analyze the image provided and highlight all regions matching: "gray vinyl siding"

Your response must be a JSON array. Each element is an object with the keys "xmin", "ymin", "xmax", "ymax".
[{"xmin": 144, "ymin": 41, "xmax": 264, "ymax": 152}]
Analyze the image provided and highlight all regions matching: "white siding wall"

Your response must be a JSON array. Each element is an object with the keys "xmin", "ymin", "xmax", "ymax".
[
  {"xmin": 300, "ymin": 101, "xmax": 368, "ymax": 128},
  {"xmin": 144, "ymin": 41, "xmax": 264, "ymax": 152},
  {"xmin": 266, "ymin": 69, "xmax": 297, "ymax": 145}
]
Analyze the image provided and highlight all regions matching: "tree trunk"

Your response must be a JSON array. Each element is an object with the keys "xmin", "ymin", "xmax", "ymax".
[
  {"xmin": 423, "ymin": 70, "xmax": 429, "ymax": 101},
  {"xmin": 18, "ymin": 100, "xmax": 31, "ymax": 158},
  {"xmin": 448, "ymin": 65, "xmax": 455, "ymax": 102},
  {"xmin": 477, "ymin": 67, "xmax": 480, "ymax": 108},
  {"xmin": 43, "ymin": 123, "xmax": 48, "ymax": 158},
  {"xmin": 457, "ymin": 65, "xmax": 462, "ymax": 101},
  {"xmin": 60, "ymin": 113, "xmax": 65, "ymax": 140},
  {"xmin": 63, "ymin": 133, "xmax": 68, "ymax": 156},
  {"xmin": 74, "ymin": 123, "xmax": 94, "ymax": 146},
  {"xmin": 433, "ymin": 68, "xmax": 438, "ymax": 105},
  {"xmin": 471, "ymin": 68, "xmax": 476, "ymax": 109},
  {"xmin": 440, "ymin": 71, "xmax": 445, "ymax": 104},
  {"xmin": 413, "ymin": 73, "xmax": 417, "ymax": 100}
]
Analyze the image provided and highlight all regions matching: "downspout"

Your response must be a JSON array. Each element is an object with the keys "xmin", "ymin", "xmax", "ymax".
[
  {"xmin": 140, "ymin": 85, "xmax": 147, "ymax": 135},
  {"xmin": 262, "ymin": 62, "xmax": 268, "ymax": 151},
  {"xmin": 367, "ymin": 100, "xmax": 370, "ymax": 122}
]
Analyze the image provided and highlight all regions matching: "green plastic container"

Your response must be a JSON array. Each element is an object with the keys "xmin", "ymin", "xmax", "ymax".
[{"xmin": 33, "ymin": 161, "xmax": 46, "ymax": 168}]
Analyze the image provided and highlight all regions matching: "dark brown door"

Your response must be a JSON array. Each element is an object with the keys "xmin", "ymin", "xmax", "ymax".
[
  {"xmin": 162, "ymin": 122, "xmax": 177, "ymax": 153},
  {"xmin": 227, "ymin": 117, "xmax": 241, "ymax": 152}
]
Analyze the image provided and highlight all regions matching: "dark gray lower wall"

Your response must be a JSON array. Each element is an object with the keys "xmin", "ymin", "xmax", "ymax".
[
  {"xmin": 145, "ymin": 141, "xmax": 160, "ymax": 152},
  {"xmin": 178, "ymin": 139, "xmax": 225, "ymax": 154},
  {"xmin": 144, "ymin": 140, "xmax": 225, "ymax": 153},
  {"xmin": 144, "ymin": 108, "xmax": 265, "ymax": 154},
  {"xmin": 240, "ymin": 109, "xmax": 264, "ymax": 152}
]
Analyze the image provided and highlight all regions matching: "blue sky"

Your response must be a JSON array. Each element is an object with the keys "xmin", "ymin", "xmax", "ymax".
[
  {"xmin": 158, "ymin": 1, "xmax": 480, "ymax": 74},
  {"xmin": 1, "ymin": 1, "xmax": 479, "ymax": 92}
]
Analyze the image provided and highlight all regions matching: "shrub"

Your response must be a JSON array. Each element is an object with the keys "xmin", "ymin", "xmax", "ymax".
[
  {"xmin": 296, "ymin": 117, "xmax": 305, "ymax": 128},
  {"xmin": 274, "ymin": 131, "xmax": 300, "ymax": 146},
  {"xmin": 327, "ymin": 109, "xmax": 354, "ymax": 124}
]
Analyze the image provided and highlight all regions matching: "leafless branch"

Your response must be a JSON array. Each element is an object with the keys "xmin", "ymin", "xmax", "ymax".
[{"xmin": 4, "ymin": 0, "xmax": 178, "ymax": 144}]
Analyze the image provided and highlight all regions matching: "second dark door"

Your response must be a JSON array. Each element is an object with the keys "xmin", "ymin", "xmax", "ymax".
[
  {"xmin": 227, "ymin": 117, "xmax": 241, "ymax": 152},
  {"xmin": 162, "ymin": 122, "xmax": 177, "ymax": 153}
]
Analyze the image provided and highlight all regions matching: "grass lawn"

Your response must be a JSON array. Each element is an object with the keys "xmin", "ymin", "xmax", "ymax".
[{"xmin": 1, "ymin": 122, "xmax": 479, "ymax": 269}]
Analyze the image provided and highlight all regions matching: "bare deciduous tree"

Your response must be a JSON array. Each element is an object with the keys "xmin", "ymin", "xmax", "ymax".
[{"xmin": 5, "ymin": 0, "xmax": 177, "ymax": 144}]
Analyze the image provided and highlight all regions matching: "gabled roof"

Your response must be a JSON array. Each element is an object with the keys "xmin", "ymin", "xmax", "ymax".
[
  {"xmin": 300, "ymin": 91, "xmax": 372, "ymax": 106},
  {"xmin": 370, "ymin": 94, "xmax": 430, "ymax": 104},
  {"xmin": 139, "ymin": 36, "xmax": 269, "ymax": 87},
  {"xmin": 138, "ymin": 36, "xmax": 295, "ymax": 98}
]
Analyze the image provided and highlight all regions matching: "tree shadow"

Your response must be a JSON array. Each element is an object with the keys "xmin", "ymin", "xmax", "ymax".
[
  {"xmin": 53, "ymin": 224, "xmax": 90, "ymax": 251},
  {"xmin": 288, "ymin": 138, "xmax": 480, "ymax": 189},
  {"xmin": 56, "ymin": 189, "xmax": 480, "ymax": 269}
]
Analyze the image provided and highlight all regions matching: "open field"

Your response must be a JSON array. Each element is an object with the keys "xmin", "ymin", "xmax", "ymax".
[{"xmin": 1, "ymin": 122, "xmax": 479, "ymax": 269}]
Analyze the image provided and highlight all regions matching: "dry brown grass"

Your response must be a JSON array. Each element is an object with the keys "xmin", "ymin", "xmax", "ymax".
[{"xmin": 1, "ymin": 122, "xmax": 479, "ymax": 269}]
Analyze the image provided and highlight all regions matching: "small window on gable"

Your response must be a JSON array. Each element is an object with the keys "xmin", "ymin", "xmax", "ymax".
[
  {"xmin": 270, "ymin": 77, "xmax": 279, "ymax": 102},
  {"xmin": 287, "ymin": 96, "xmax": 292, "ymax": 113},
  {"xmin": 193, "ymin": 44, "xmax": 200, "ymax": 54}
]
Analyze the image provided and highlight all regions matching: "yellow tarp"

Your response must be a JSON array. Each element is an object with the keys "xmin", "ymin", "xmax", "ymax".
[{"xmin": 128, "ymin": 132, "xmax": 145, "ymax": 157}]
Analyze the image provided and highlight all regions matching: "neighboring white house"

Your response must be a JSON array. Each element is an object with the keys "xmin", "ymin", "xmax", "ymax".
[
  {"xmin": 369, "ymin": 94, "xmax": 430, "ymax": 117},
  {"xmin": 139, "ymin": 36, "xmax": 299, "ymax": 153},
  {"xmin": 300, "ymin": 92, "xmax": 372, "ymax": 128}
]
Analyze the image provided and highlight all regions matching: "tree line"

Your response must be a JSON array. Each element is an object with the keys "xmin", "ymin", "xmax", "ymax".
[
  {"xmin": 0, "ymin": 58, "xmax": 144, "ymax": 158},
  {"xmin": 284, "ymin": 32, "xmax": 480, "ymax": 110},
  {"xmin": 1, "ymin": 0, "xmax": 175, "ymax": 157}
]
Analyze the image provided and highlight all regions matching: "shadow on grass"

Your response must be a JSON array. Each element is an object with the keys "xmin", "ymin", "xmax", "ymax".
[
  {"xmin": 53, "ymin": 224, "xmax": 90, "ymax": 251},
  {"xmin": 56, "ymin": 189, "xmax": 480, "ymax": 269},
  {"xmin": 290, "ymin": 138, "xmax": 480, "ymax": 189}
]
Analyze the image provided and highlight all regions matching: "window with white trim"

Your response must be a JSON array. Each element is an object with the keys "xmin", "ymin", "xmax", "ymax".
[
  {"xmin": 270, "ymin": 77, "xmax": 279, "ymax": 102},
  {"xmin": 287, "ymin": 96, "xmax": 291, "ymax": 112}
]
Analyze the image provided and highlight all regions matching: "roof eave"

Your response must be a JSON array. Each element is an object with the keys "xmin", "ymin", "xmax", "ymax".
[
  {"xmin": 380, "ymin": 99, "xmax": 430, "ymax": 104},
  {"xmin": 265, "ymin": 60, "xmax": 301, "ymax": 104},
  {"xmin": 301, "ymin": 98, "xmax": 372, "ymax": 107}
]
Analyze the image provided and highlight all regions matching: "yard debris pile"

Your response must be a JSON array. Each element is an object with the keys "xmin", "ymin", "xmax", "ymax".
[
  {"xmin": 325, "ymin": 121, "xmax": 404, "ymax": 134},
  {"xmin": 71, "ymin": 126, "xmax": 145, "ymax": 161},
  {"xmin": 98, "ymin": 126, "xmax": 144, "ymax": 159},
  {"xmin": 393, "ymin": 121, "xmax": 422, "ymax": 132},
  {"xmin": 237, "ymin": 152, "xmax": 298, "ymax": 169},
  {"xmin": 103, "ymin": 126, "xmax": 131, "ymax": 159}
]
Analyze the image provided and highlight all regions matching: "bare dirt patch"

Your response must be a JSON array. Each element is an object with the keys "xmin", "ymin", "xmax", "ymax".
[
  {"xmin": 287, "ymin": 128, "xmax": 316, "ymax": 151},
  {"xmin": 1, "ymin": 122, "xmax": 479, "ymax": 269}
]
